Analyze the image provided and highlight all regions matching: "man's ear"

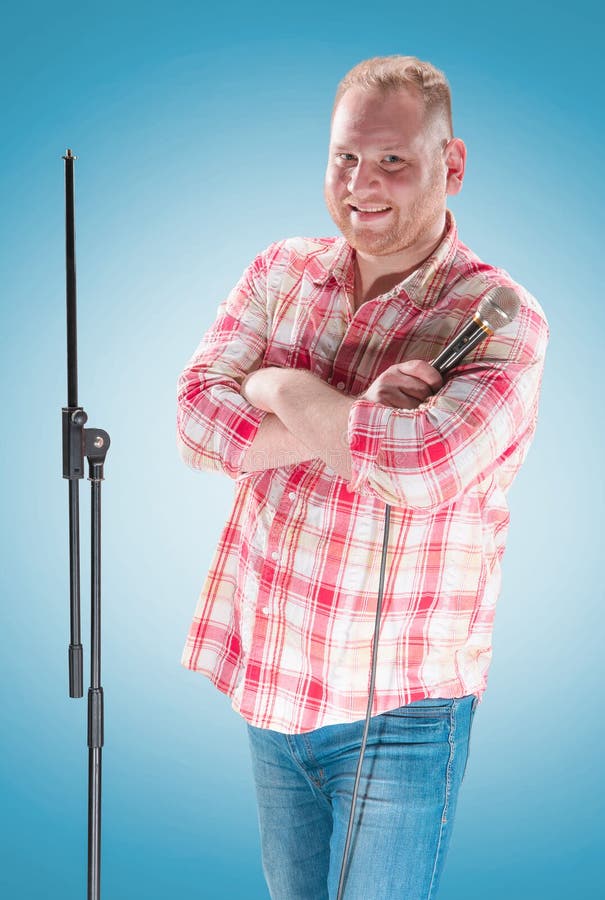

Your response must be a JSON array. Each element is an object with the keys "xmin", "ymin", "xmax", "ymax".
[{"xmin": 444, "ymin": 138, "xmax": 466, "ymax": 196}]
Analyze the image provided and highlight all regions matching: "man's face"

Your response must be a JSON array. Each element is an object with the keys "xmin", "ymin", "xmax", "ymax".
[{"xmin": 324, "ymin": 86, "xmax": 454, "ymax": 257}]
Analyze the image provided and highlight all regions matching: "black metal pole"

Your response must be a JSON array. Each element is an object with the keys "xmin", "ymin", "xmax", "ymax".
[
  {"xmin": 65, "ymin": 149, "xmax": 78, "ymax": 409},
  {"xmin": 63, "ymin": 148, "xmax": 84, "ymax": 699},
  {"xmin": 88, "ymin": 455, "xmax": 105, "ymax": 900},
  {"xmin": 62, "ymin": 149, "xmax": 111, "ymax": 900}
]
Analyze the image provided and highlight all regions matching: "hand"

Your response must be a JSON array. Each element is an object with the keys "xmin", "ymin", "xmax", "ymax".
[
  {"xmin": 240, "ymin": 367, "xmax": 288, "ymax": 412},
  {"xmin": 361, "ymin": 360, "xmax": 443, "ymax": 409}
]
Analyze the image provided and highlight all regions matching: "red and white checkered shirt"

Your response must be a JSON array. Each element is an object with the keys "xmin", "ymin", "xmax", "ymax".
[{"xmin": 177, "ymin": 210, "xmax": 548, "ymax": 734}]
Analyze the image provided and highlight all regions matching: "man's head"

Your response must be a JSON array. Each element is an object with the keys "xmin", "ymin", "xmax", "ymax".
[{"xmin": 324, "ymin": 56, "xmax": 466, "ymax": 260}]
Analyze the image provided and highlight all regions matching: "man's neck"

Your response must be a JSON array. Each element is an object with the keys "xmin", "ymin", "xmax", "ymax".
[{"xmin": 353, "ymin": 218, "xmax": 447, "ymax": 310}]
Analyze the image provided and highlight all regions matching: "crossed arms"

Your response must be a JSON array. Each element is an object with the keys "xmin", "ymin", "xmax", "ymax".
[
  {"xmin": 176, "ymin": 246, "xmax": 547, "ymax": 510},
  {"xmin": 239, "ymin": 362, "xmax": 443, "ymax": 480}
]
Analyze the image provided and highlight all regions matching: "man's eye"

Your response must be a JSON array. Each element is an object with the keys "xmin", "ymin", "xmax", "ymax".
[
  {"xmin": 384, "ymin": 155, "xmax": 403, "ymax": 164},
  {"xmin": 337, "ymin": 153, "xmax": 356, "ymax": 162}
]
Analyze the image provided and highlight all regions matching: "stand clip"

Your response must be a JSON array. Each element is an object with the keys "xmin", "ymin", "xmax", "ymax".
[{"xmin": 62, "ymin": 406, "xmax": 88, "ymax": 479}]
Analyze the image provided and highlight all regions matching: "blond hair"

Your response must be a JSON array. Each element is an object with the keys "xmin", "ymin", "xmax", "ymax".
[{"xmin": 332, "ymin": 55, "xmax": 453, "ymax": 137}]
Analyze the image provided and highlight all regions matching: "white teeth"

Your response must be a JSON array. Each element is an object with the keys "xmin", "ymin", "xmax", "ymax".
[{"xmin": 355, "ymin": 206, "xmax": 390, "ymax": 212}]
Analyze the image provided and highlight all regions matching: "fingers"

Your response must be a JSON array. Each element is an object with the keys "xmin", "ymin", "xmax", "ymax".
[
  {"xmin": 362, "ymin": 360, "xmax": 444, "ymax": 409},
  {"xmin": 240, "ymin": 368, "xmax": 274, "ymax": 410},
  {"xmin": 394, "ymin": 360, "xmax": 443, "ymax": 393},
  {"xmin": 389, "ymin": 390, "xmax": 425, "ymax": 410},
  {"xmin": 389, "ymin": 373, "xmax": 434, "ymax": 402}
]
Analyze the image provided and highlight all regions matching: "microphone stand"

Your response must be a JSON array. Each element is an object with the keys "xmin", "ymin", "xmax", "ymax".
[{"xmin": 61, "ymin": 149, "xmax": 110, "ymax": 900}]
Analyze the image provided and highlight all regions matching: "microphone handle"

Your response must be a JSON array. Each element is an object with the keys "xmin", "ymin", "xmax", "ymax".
[{"xmin": 431, "ymin": 317, "xmax": 492, "ymax": 376}]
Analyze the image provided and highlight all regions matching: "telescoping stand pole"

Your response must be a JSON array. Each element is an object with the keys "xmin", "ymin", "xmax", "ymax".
[{"xmin": 61, "ymin": 149, "xmax": 110, "ymax": 900}]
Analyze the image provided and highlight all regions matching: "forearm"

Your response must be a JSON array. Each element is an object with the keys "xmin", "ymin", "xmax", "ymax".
[
  {"xmin": 267, "ymin": 371, "xmax": 354, "ymax": 480},
  {"xmin": 241, "ymin": 413, "xmax": 317, "ymax": 472},
  {"xmin": 240, "ymin": 363, "xmax": 437, "ymax": 484}
]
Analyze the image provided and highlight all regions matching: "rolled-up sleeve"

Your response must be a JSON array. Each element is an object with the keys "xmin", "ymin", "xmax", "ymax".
[
  {"xmin": 176, "ymin": 245, "xmax": 277, "ymax": 478},
  {"xmin": 347, "ymin": 301, "xmax": 549, "ymax": 510}
]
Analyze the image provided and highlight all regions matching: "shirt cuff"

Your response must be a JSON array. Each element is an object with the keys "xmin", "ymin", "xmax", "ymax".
[
  {"xmin": 347, "ymin": 397, "xmax": 391, "ymax": 493},
  {"xmin": 220, "ymin": 396, "xmax": 269, "ymax": 478}
]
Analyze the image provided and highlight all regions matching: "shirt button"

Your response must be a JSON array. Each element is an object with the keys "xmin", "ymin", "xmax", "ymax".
[
  {"xmin": 262, "ymin": 606, "xmax": 269, "ymax": 615},
  {"xmin": 288, "ymin": 491, "xmax": 296, "ymax": 501},
  {"xmin": 271, "ymin": 551, "xmax": 279, "ymax": 560},
  {"xmin": 336, "ymin": 381, "xmax": 345, "ymax": 390}
]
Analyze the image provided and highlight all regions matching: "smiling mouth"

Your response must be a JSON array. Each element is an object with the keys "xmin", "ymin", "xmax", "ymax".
[{"xmin": 349, "ymin": 205, "xmax": 392, "ymax": 213}]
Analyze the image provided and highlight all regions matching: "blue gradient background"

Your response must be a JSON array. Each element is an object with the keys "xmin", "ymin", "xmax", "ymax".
[{"xmin": 1, "ymin": 1, "xmax": 602, "ymax": 897}]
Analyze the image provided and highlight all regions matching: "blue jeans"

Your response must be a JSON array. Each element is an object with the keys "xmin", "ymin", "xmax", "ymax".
[{"xmin": 246, "ymin": 694, "xmax": 478, "ymax": 899}]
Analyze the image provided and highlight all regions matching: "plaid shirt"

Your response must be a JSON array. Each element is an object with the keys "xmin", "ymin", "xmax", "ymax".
[{"xmin": 177, "ymin": 210, "xmax": 548, "ymax": 734}]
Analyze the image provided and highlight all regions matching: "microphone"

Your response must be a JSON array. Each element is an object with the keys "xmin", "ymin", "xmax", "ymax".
[{"xmin": 431, "ymin": 286, "xmax": 521, "ymax": 375}]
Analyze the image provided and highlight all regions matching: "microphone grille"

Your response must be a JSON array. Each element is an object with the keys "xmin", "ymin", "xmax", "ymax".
[{"xmin": 477, "ymin": 286, "xmax": 521, "ymax": 332}]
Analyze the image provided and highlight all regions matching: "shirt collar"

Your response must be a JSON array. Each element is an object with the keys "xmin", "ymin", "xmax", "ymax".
[{"xmin": 308, "ymin": 209, "xmax": 459, "ymax": 310}]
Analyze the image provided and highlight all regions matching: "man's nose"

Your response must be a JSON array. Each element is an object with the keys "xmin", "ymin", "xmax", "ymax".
[{"xmin": 347, "ymin": 161, "xmax": 380, "ymax": 197}]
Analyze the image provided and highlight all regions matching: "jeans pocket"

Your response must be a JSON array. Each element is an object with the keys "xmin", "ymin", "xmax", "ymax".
[
  {"xmin": 462, "ymin": 695, "xmax": 478, "ymax": 782},
  {"xmin": 382, "ymin": 700, "xmax": 453, "ymax": 718}
]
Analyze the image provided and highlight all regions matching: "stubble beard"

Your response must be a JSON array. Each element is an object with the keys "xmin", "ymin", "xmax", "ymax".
[
  {"xmin": 325, "ymin": 189, "xmax": 445, "ymax": 259},
  {"xmin": 324, "ymin": 159, "xmax": 447, "ymax": 258}
]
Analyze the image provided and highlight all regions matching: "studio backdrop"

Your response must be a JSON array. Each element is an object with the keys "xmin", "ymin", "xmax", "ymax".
[{"xmin": 1, "ymin": 1, "xmax": 602, "ymax": 898}]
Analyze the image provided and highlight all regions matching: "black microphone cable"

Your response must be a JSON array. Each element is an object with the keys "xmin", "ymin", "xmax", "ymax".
[
  {"xmin": 335, "ymin": 505, "xmax": 391, "ymax": 900},
  {"xmin": 335, "ymin": 286, "xmax": 520, "ymax": 900}
]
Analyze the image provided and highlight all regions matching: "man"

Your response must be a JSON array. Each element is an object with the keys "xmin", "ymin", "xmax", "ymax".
[{"xmin": 177, "ymin": 56, "xmax": 548, "ymax": 899}]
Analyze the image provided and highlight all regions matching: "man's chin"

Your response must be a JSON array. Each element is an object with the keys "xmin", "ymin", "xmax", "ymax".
[
  {"xmin": 340, "ymin": 229, "xmax": 401, "ymax": 256},
  {"xmin": 327, "ymin": 210, "xmax": 404, "ymax": 255}
]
